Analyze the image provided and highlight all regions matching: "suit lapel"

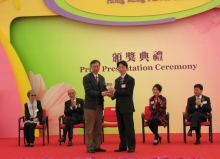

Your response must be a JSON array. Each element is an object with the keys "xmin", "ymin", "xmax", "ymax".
[
  {"xmin": 99, "ymin": 76, "xmax": 104, "ymax": 91},
  {"xmin": 90, "ymin": 73, "xmax": 98, "ymax": 88},
  {"xmin": 68, "ymin": 99, "xmax": 71, "ymax": 106},
  {"xmin": 116, "ymin": 76, "xmax": 121, "ymax": 88},
  {"xmin": 124, "ymin": 74, "xmax": 128, "ymax": 82}
]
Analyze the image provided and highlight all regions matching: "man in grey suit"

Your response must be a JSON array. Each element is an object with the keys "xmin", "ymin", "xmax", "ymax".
[
  {"xmin": 83, "ymin": 60, "xmax": 109, "ymax": 153},
  {"xmin": 108, "ymin": 60, "xmax": 136, "ymax": 153}
]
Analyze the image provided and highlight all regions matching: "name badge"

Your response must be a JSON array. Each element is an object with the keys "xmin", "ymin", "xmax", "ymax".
[
  {"xmin": 202, "ymin": 101, "xmax": 207, "ymax": 104},
  {"xmin": 121, "ymin": 84, "xmax": 126, "ymax": 88},
  {"xmin": 151, "ymin": 101, "xmax": 154, "ymax": 104}
]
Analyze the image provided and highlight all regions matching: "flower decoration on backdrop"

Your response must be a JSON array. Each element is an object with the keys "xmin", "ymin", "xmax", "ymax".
[
  {"xmin": 188, "ymin": 9, "xmax": 220, "ymax": 34},
  {"xmin": 28, "ymin": 71, "xmax": 77, "ymax": 135}
]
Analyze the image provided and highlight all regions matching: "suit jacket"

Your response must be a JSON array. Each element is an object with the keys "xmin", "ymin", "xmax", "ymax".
[
  {"xmin": 83, "ymin": 72, "xmax": 107, "ymax": 110},
  {"xmin": 24, "ymin": 100, "xmax": 43, "ymax": 124},
  {"xmin": 112, "ymin": 74, "xmax": 135, "ymax": 114},
  {"xmin": 187, "ymin": 95, "xmax": 212, "ymax": 120},
  {"xmin": 64, "ymin": 98, "xmax": 84, "ymax": 123}
]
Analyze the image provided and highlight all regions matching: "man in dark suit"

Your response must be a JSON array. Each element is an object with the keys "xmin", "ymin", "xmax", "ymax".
[
  {"xmin": 108, "ymin": 60, "xmax": 136, "ymax": 153},
  {"xmin": 58, "ymin": 89, "xmax": 84, "ymax": 146},
  {"xmin": 187, "ymin": 84, "xmax": 212, "ymax": 144},
  {"xmin": 83, "ymin": 60, "xmax": 109, "ymax": 153}
]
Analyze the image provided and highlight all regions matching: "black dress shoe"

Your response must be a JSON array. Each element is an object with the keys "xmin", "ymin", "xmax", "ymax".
[
  {"xmin": 67, "ymin": 140, "xmax": 72, "ymax": 146},
  {"xmin": 194, "ymin": 139, "xmax": 200, "ymax": 145},
  {"xmin": 87, "ymin": 149, "xmax": 95, "ymax": 153},
  {"xmin": 127, "ymin": 149, "xmax": 135, "ymax": 153},
  {"xmin": 114, "ymin": 148, "xmax": 127, "ymax": 152},
  {"xmin": 25, "ymin": 143, "xmax": 30, "ymax": 147},
  {"xmin": 188, "ymin": 130, "xmax": 192, "ymax": 136},
  {"xmin": 58, "ymin": 136, "xmax": 66, "ymax": 143},
  {"xmin": 29, "ymin": 143, "xmax": 34, "ymax": 147},
  {"xmin": 94, "ymin": 147, "xmax": 106, "ymax": 152}
]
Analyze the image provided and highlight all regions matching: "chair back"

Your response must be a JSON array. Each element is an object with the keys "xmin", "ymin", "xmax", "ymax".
[
  {"xmin": 103, "ymin": 107, "xmax": 117, "ymax": 122},
  {"xmin": 63, "ymin": 115, "xmax": 67, "ymax": 124},
  {"xmin": 43, "ymin": 109, "xmax": 47, "ymax": 116},
  {"xmin": 185, "ymin": 106, "xmax": 189, "ymax": 119},
  {"xmin": 144, "ymin": 106, "xmax": 151, "ymax": 120}
]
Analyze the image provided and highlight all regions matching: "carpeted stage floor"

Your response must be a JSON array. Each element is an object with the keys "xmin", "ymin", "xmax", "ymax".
[{"xmin": 0, "ymin": 133, "xmax": 219, "ymax": 159}]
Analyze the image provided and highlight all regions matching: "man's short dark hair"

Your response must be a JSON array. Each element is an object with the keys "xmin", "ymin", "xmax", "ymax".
[
  {"xmin": 117, "ymin": 60, "xmax": 128, "ymax": 68},
  {"xmin": 152, "ymin": 84, "xmax": 162, "ymax": 92},
  {"xmin": 90, "ymin": 60, "xmax": 100, "ymax": 66},
  {"xmin": 194, "ymin": 84, "xmax": 203, "ymax": 90}
]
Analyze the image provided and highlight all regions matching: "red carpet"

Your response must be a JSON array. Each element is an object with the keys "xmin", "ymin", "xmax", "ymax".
[{"xmin": 0, "ymin": 134, "xmax": 220, "ymax": 159}]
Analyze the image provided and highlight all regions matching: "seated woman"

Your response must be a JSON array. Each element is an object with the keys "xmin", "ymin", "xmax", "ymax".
[
  {"xmin": 147, "ymin": 84, "xmax": 167, "ymax": 145},
  {"xmin": 23, "ymin": 90, "xmax": 43, "ymax": 147}
]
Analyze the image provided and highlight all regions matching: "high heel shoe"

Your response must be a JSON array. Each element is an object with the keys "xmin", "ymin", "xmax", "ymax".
[
  {"xmin": 153, "ymin": 136, "xmax": 162, "ymax": 145},
  {"xmin": 158, "ymin": 136, "xmax": 162, "ymax": 144},
  {"xmin": 58, "ymin": 136, "xmax": 66, "ymax": 143}
]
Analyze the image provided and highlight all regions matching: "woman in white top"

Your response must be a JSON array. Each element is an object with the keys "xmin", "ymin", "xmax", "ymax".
[{"xmin": 23, "ymin": 90, "xmax": 43, "ymax": 147}]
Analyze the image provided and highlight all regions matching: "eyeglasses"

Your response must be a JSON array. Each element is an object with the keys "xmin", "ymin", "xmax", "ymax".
[{"xmin": 31, "ymin": 95, "xmax": 36, "ymax": 96}]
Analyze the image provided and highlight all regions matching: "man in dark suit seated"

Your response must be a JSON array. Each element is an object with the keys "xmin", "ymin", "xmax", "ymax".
[
  {"xmin": 108, "ymin": 60, "xmax": 136, "ymax": 153},
  {"xmin": 187, "ymin": 84, "xmax": 212, "ymax": 144},
  {"xmin": 58, "ymin": 89, "xmax": 84, "ymax": 146}
]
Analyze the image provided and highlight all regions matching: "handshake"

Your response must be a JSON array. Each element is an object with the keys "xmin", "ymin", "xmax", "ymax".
[{"xmin": 102, "ymin": 88, "xmax": 115, "ymax": 98}]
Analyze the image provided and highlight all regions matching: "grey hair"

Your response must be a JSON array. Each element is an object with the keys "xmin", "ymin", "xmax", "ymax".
[
  {"xmin": 68, "ymin": 88, "xmax": 75, "ymax": 93},
  {"xmin": 27, "ymin": 90, "xmax": 36, "ymax": 97}
]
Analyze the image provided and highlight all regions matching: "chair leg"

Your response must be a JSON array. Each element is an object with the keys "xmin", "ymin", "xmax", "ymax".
[
  {"xmin": 47, "ymin": 124, "xmax": 49, "ymax": 143},
  {"xmin": 18, "ymin": 129, "xmax": 20, "ymax": 146},
  {"xmin": 142, "ymin": 126, "xmax": 145, "ymax": 143},
  {"xmin": 183, "ymin": 125, "xmax": 186, "ymax": 143},
  {"xmin": 210, "ymin": 125, "xmax": 213, "ymax": 143},
  {"xmin": 209, "ymin": 126, "xmax": 211, "ymax": 141},
  {"xmin": 83, "ymin": 127, "xmax": 85, "ymax": 145},
  {"xmin": 42, "ymin": 128, "xmax": 45, "ymax": 146},
  {"xmin": 59, "ymin": 128, "xmax": 62, "ymax": 145},
  {"xmin": 167, "ymin": 124, "xmax": 170, "ymax": 143},
  {"xmin": 23, "ymin": 130, "xmax": 25, "ymax": 144},
  {"xmin": 102, "ymin": 128, "xmax": 104, "ymax": 142}
]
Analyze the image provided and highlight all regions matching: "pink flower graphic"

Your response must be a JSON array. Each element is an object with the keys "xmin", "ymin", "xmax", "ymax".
[
  {"xmin": 28, "ymin": 71, "xmax": 78, "ymax": 135},
  {"xmin": 188, "ymin": 9, "xmax": 220, "ymax": 34},
  {"xmin": 28, "ymin": 71, "xmax": 46, "ymax": 101}
]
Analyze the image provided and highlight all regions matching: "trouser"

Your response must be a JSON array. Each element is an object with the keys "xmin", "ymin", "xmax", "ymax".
[
  {"xmin": 189, "ymin": 111, "xmax": 206, "ymax": 139},
  {"xmin": 64, "ymin": 117, "xmax": 81, "ymax": 140},
  {"xmin": 24, "ymin": 122, "xmax": 37, "ymax": 143},
  {"xmin": 117, "ymin": 112, "xmax": 136, "ymax": 150},
  {"xmin": 147, "ymin": 118, "xmax": 161, "ymax": 139},
  {"xmin": 84, "ymin": 106, "xmax": 103, "ymax": 150}
]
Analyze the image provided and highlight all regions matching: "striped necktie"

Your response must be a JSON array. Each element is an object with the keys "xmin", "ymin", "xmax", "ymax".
[
  {"xmin": 120, "ymin": 77, "xmax": 124, "ymax": 84},
  {"xmin": 95, "ymin": 75, "xmax": 99, "ymax": 84}
]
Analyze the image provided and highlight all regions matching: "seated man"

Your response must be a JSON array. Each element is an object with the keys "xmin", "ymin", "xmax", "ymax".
[
  {"xmin": 187, "ymin": 84, "xmax": 212, "ymax": 144},
  {"xmin": 58, "ymin": 89, "xmax": 84, "ymax": 146}
]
